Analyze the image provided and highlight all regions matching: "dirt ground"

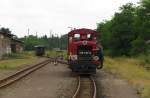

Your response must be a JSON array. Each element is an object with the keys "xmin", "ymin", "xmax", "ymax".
[
  {"xmin": 0, "ymin": 61, "xmax": 140, "ymax": 98},
  {"xmin": 0, "ymin": 62, "xmax": 76, "ymax": 98},
  {"xmin": 96, "ymin": 70, "xmax": 140, "ymax": 98}
]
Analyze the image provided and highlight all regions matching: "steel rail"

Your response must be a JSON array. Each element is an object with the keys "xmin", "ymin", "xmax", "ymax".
[
  {"xmin": 90, "ymin": 76, "xmax": 97, "ymax": 98},
  {"xmin": 72, "ymin": 76, "xmax": 81, "ymax": 98},
  {"xmin": 72, "ymin": 76, "xmax": 97, "ymax": 98},
  {"xmin": 0, "ymin": 59, "xmax": 51, "ymax": 89}
]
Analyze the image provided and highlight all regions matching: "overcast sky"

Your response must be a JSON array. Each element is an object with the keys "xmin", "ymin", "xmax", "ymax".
[{"xmin": 0, "ymin": 0, "xmax": 140, "ymax": 37}]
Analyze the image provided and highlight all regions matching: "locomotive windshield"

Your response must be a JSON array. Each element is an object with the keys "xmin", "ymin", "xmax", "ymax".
[
  {"xmin": 87, "ymin": 34, "xmax": 93, "ymax": 40},
  {"xmin": 74, "ymin": 34, "xmax": 80, "ymax": 41},
  {"xmin": 73, "ymin": 33, "xmax": 93, "ymax": 41}
]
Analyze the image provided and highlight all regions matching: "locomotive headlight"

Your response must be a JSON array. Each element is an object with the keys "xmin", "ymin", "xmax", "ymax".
[
  {"xmin": 93, "ymin": 56, "xmax": 99, "ymax": 61},
  {"xmin": 82, "ymin": 41, "xmax": 88, "ymax": 45},
  {"xmin": 71, "ymin": 55, "xmax": 77, "ymax": 60}
]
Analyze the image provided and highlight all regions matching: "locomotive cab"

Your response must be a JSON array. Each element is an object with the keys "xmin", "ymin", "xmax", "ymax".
[{"xmin": 68, "ymin": 28, "xmax": 103, "ymax": 74}]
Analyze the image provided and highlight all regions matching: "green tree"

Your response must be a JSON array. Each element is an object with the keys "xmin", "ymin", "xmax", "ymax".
[
  {"xmin": 97, "ymin": 21, "xmax": 112, "ymax": 50},
  {"xmin": 0, "ymin": 27, "xmax": 11, "ymax": 34},
  {"xmin": 102, "ymin": 3, "xmax": 136, "ymax": 56},
  {"xmin": 21, "ymin": 34, "xmax": 68, "ymax": 51},
  {"xmin": 131, "ymin": 37, "xmax": 147, "ymax": 55},
  {"xmin": 131, "ymin": 0, "xmax": 150, "ymax": 54}
]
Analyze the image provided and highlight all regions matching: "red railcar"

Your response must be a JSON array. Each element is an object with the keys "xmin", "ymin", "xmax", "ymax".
[{"xmin": 67, "ymin": 28, "xmax": 103, "ymax": 74}]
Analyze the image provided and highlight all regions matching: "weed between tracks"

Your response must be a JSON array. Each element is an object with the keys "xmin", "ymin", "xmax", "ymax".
[{"xmin": 104, "ymin": 56, "xmax": 150, "ymax": 98}]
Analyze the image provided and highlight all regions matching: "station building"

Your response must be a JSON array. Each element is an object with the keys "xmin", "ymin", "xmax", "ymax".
[{"xmin": 0, "ymin": 32, "xmax": 23, "ymax": 59}]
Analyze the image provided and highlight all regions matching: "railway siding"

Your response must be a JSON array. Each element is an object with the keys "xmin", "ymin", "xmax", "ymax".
[
  {"xmin": 0, "ymin": 57, "xmax": 47, "ymax": 78},
  {"xmin": 0, "ymin": 59, "xmax": 50, "ymax": 88}
]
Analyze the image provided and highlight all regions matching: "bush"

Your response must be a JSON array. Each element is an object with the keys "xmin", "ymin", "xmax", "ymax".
[{"xmin": 130, "ymin": 37, "xmax": 147, "ymax": 55}]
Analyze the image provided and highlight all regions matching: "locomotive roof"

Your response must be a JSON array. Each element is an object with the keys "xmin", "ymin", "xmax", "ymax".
[{"xmin": 68, "ymin": 28, "xmax": 97, "ymax": 36}]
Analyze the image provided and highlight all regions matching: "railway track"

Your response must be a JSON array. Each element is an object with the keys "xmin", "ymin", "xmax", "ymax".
[
  {"xmin": 0, "ymin": 59, "xmax": 51, "ymax": 89},
  {"xmin": 72, "ymin": 76, "xmax": 97, "ymax": 98}
]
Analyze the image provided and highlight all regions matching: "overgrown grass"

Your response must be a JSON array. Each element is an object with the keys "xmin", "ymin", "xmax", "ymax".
[
  {"xmin": 2, "ymin": 51, "xmax": 35, "ymax": 59},
  {"xmin": 0, "ymin": 58, "xmax": 39, "ymax": 69},
  {"xmin": 46, "ymin": 51, "xmax": 67, "ymax": 59},
  {"xmin": 104, "ymin": 56, "xmax": 150, "ymax": 98},
  {"xmin": 0, "ymin": 51, "xmax": 39, "ymax": 70},
  {"xmin": 136, "ymin": 54, "xmax": 150, "ymax": 68}
]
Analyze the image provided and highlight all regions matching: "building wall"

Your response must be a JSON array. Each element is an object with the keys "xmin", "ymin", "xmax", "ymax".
[
  {"xmin": 16, "ymin": 43, "xmax": 23, "ymax": 52},
  {"xmin": 11, "ymin": 39, "xmax": 23, "ymax": 53},
  {"xmin": 0, "ymin": 33, "xmax": 23, "ymax": 59},
  {"xmin": 0, "ymin": 34, "xmax": 11, "ymax": 59}
]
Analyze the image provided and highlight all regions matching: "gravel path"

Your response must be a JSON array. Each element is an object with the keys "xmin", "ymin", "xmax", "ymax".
[
  {"xmin": 96, "ymin": 70, "xmax": 139, "ymax": 98},
  {"xmin": 0, "ymin": 63, "xmax": 76, "ymax": 98}
]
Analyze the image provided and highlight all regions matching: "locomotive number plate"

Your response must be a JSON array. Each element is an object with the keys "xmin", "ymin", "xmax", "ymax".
[{"xmin": 79, "ymin": 51, "xmax": 92, "ymax": 55}]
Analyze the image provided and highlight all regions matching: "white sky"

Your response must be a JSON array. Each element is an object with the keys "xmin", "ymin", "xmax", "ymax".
[{"xmin": 0, "ymin": 0, "xmax": 140, "ymax": 37}]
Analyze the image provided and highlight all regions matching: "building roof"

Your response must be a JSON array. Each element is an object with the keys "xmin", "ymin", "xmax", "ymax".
[
  {"xmin": 0, "ymin": 32, "xmax": 23, "ymax": 44},
  {"xmin": 12, "ymin": 38, "xmax": 24, "ymax": 44},
  {"xmin": 0, "ymin": 32, "xmax": 14, "ymax": 38}
]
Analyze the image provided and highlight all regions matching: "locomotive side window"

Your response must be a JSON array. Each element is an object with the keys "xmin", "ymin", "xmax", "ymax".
[{"xmin": 74, "ymin": 34, "xmax": 80, "ymax": 41}]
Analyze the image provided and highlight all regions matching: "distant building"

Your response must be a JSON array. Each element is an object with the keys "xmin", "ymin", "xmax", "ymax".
[
  {"xmin": 0, "ymin": 32, "xmax": 23, "ymax": 59},
  {"xmin": 0, "ymin": 32, "xmax": 12, "ymax": 59},
  {"xmin": 11, "ymin": 39, "xmax": 23, "ymax": 53}
]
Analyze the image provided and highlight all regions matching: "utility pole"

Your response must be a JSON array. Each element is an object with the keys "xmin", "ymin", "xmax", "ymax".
[
  {"xmin": 27, "ymin": 28, "xmax": 30, "ymax": 37},
  {"xmin": 49, "ymin": 29, "xmax": 52, "ymax": 38},
  {"xmin": 36, "ymin": 32, "xmax": 38, "ymax": 38},
  {"xmin": 49, "ymin": 29, "xmax": 52, "ymax": 50},
  {"xmin": 60, "ymin": 34, "xmax": 62, "ymax": 50}
]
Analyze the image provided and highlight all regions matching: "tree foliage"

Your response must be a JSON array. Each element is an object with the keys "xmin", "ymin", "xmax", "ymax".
[
  {"xmin": 97, "ymin": 1, "xmax": 150, "ymax": 56},
  {"xmin": 0, "ymin": 27, "xmax": 11, "ymax": 34},
  {"xmin": 20, "ymin": 34, "xmax": 68, "ymax": 51}
]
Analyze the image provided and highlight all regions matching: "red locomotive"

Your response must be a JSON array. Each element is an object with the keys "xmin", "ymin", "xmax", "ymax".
[{"xmin": 67, "ymin": 28, "xmax": 103, "ymax": 74}]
